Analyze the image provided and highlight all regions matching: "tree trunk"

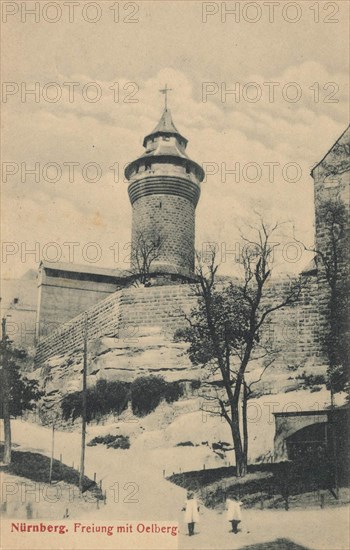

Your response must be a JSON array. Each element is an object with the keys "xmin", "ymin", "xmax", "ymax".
[
  {"xmin": 3, "ymin": 407, "xmax": 12, "ymax": 465},
  {"xmin": 2, "ymin": 321, "xmax": 11, "ymax": 465},
  {"xmin": 242, "ymin": 384, "xmax": 248, "ymax": 471},
  {"xmin": 231, "ymin": 404, "xmax": 247, "ymax": 477}
]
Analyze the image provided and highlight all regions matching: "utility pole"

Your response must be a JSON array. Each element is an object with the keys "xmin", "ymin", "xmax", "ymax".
[
  {"xmin": 329, "ymin": 380, "xmax": 339, "ymax": 498},
  {"xmin": 49, "ymin": 421, "xmax": 55, "ymax": 483},
  {"xmin": 1, "ymin": 316, "xmax": 11, "ymax": 465},
  {"xmin": 79, "ymin": 313, "xmax": 88, "ymax": 493}
]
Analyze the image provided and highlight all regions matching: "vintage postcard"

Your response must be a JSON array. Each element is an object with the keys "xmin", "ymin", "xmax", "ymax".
[{"xmin": 1, "ymin": 1, "xmax": 349, "ymax": 549}]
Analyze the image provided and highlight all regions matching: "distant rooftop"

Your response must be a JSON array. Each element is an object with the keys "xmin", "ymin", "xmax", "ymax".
[
  {"xmin": 301, "ymin": 256, "xmax": 317, "ymax": 275},
  {"xmin": 39, "ymin": 261, "xmax": 129, "ymax": 279},
  {"xmin": 273, "ymin": 405, "xmax": 349, "ymax": 417}
]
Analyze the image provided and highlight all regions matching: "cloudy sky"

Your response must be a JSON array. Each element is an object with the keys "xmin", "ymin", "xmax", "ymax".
[{"xmin": 2, "ymin": 0, "xmax": 349, "ymax": 279}]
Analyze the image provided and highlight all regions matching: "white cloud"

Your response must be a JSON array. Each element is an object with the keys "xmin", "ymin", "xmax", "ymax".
[{"xmin": 1, "ymin": 31, "xmax": 348, "ymax": 279}]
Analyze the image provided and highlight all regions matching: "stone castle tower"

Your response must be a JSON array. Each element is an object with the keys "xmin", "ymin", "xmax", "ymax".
[
  {"xmin": 124, "ymin": 104, "xmax": 204, "ymax": 278},
  {"xmin": 312, "ymin": 125, "xmax": 349, "ymax": 275},
  {"xmin": 311, "ymin": 125, "xmax": 350, "ymax": 360}
]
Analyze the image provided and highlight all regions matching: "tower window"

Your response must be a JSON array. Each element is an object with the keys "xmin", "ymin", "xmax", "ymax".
[
  {"xmin": 13, "ymin": 297, "xmax": 19, "ymax": 304},
  {"xmin": 324, "ymin": 175, "xmax": 340, "ymax": 188}
]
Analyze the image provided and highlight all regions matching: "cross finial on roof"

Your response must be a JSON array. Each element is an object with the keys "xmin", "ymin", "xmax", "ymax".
[{"xmin": 159, "ymin": 83, "xmax": 173, "ymax": 111}]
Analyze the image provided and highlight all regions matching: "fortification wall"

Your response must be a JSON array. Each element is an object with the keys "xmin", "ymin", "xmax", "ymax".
[
  {"xmin": 35, "ymin": 284, "xmax": 196, "ymax": 366},
  {"xmin": 35, "ymin": 291, "xmax": 122, "ymax": 365},
  {"xmin": 118, "ymin": 283, "xmax": 196, "ymax": 335},
  {"xmin": 117, "ymin": 276, "xmax": 323, "ymax": 366},
  {"xmin": 36, "ymin": 274, "xmax": 323, "ymax": 369},
  {"xmin": 266, "ymin": 275, "xmax": 322, "ymax": 366}
]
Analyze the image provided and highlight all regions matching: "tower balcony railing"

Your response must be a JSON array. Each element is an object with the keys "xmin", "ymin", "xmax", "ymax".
[{"xmin": 127, "ymin": 162, "xmax": 201, "ymax": 185}]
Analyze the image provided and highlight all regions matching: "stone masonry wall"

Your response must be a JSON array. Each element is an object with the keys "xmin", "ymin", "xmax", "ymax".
[
  {"xmin": 35, "ymin": 284, "xmax": 196, "ymax": 366},
  {"xmin": 265, "ymin": 275, "xmax": 323, "ymax": 367},
  {"xmin": 35, "ymin": 291, "xmax": 122, "ymax": 365},
  {"xmin": 312, "ymin": 126, "xmax": 350, "ymax": 356},
  {"xmin": 36, "ymin": 275, "xmax": 323, "ymax": 369},
  {"xmin": 118, "ymin": 283, "xmax": 196, "ymax": 336}
]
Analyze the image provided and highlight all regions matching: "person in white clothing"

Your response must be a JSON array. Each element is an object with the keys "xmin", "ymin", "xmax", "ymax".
[
  {"xmin": 226, "ymin": 495, "xmax": 242, "ymax": 534},
  {"xmin": 183, "ymin": 491, "xmax": 200, "ymax": 536}
]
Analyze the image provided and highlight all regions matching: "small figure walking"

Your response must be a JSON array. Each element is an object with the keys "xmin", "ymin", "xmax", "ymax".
[
  {"xmin": 226, "ymin": 495, "xmax": 242, "ymax": 534},
  {"xmin": 183, "ymin": 491, "xmax": 200, "ymax": 536}
]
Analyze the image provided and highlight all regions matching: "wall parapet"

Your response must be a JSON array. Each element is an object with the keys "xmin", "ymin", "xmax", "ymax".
[
  {"xmin": 35, "ymin": 291, "xmax": 122, "ymax": 365},
  {"xmin": 35, "ymin": 276, "xmax": 322, "ymax": 369}
]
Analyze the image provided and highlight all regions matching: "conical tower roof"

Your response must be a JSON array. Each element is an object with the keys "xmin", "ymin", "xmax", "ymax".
[
  {"xmin": 125, "ymin": 105, "xmax": 204, "ymax": 183},
  {"xmin": 150, "ymin": 108, "xmax": 179, "ymax": 134},
  {"xmin": 142, "ymin": 108, "xmax": 188, "ymax": 147}
]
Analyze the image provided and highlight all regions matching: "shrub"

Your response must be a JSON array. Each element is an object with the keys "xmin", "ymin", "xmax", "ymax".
[
  {"xmin": 164, "ymin": 381, "xmax": 184, "ymax": 403},
  {"xmin": 107, "ymin": 435, "xmax": 130, "ymax": 449},
  {"xmin": 130, "ymin": 376, "xmax": 166, "ymax": 416},
  {"xmin": 61, "ymin": 391, "xmax": 83, "ymax": 422},
  {"xmin": 212, "ymin": 441, "xmax": 232, "ymax": 451},
  {"xmin": 130, "ymin": 376, "xmax": 184, "ymax": 417},
  {"xmin": 298, "ymin": 371, "xmax": 326, "ymax": 388},
  {"xmin": 190, "ymin": 379, "xmax": 201, "ymax": 391},
  {"xmin": 61, "ymin": 380, "xmax": 130, "ymax": 423},
  {"xmin": 87, "ymin": 434, "xmax": 130, "ymax": 449},
  {"xmin": 94, "ymin": 380, "xmax": 130, "ymax": 416},
  {"xmin": 87, "ymin": 434, "xmax": 116, "ymax": 446},
  {"xmin": 61, "ymin": 376, "xmax": 184, "ymax": 422}
]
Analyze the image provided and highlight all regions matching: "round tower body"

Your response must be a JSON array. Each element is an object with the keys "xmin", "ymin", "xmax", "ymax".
[{"xmin": 125, "ymin": 110, "xmax": 204, "ymax": 277}]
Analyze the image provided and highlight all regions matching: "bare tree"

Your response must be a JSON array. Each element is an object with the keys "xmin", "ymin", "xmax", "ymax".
[
  {"xmin": 130, "ymin": 230, "xmax": 165, "ymax": 286},
  {"xmin": 176, "ymin": 218, "xmax": 303, "ymax": 476}
]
